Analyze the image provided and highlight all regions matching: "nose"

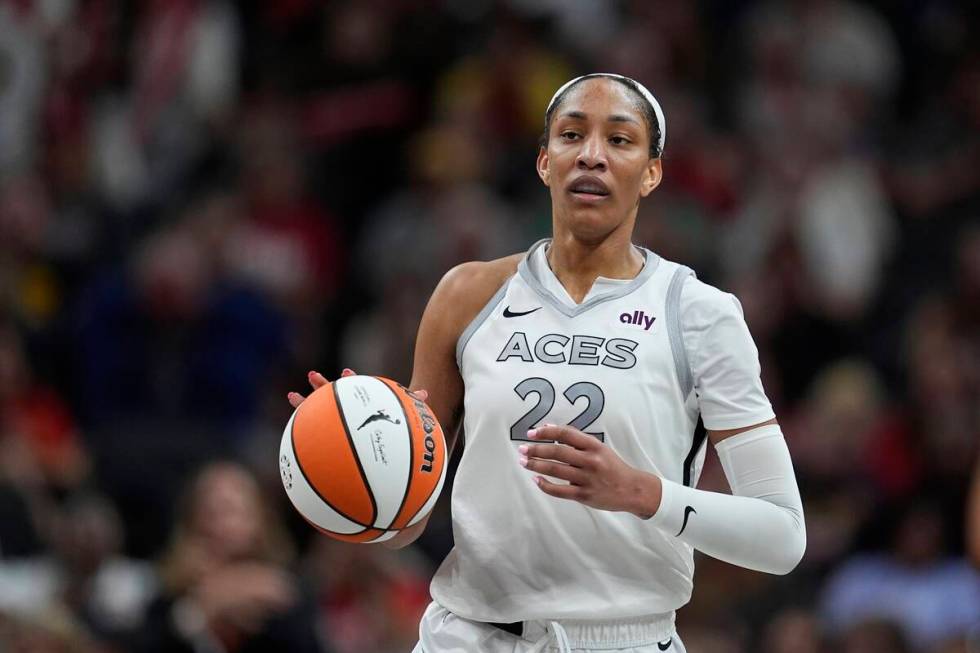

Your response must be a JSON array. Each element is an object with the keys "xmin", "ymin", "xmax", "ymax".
[{"xmin": 576, "ymin": 132, "xmax": 607, "ymax": 171}]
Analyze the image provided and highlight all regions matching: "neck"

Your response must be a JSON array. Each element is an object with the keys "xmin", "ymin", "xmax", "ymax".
[{"xmin": 547, "ymin": 220, "xmax": 643, "ymax": 303}]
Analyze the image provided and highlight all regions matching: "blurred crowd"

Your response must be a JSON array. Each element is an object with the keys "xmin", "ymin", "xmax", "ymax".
[{"xmin": 0, "ymin": 0, "xmax": 978, "ymax": 652}]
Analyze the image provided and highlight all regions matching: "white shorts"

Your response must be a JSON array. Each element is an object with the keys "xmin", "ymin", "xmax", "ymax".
[{"xmin": 413, "ymin": 602, "xmax": 687, "ymax": 653}]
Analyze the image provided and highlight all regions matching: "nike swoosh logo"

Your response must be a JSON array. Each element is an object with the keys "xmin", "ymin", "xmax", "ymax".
[
  {"xmin": 503, "ymin": 306, "xmax": 542, "ymax": 318},
  {"xmin": 658, "ymin": 639, "xmax": 672, "ymax": 650},
  {"xmin": 676, "ymin": 506, "xmax": 696, "ymax": 537}
]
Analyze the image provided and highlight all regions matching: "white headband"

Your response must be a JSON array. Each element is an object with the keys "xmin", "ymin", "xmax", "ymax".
[{"xmin": 546, "ymin": 73, "xmax": 666, "ymax": 154}]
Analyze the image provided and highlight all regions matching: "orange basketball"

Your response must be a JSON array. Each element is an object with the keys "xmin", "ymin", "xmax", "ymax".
[{"xmin": 278, "ymin": 375, "xmax": 447, "ymax": 543}]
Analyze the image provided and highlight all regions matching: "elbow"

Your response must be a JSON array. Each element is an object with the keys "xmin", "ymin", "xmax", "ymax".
[
  {"xmin": 767, "ymin": 527, "xmax": 806, "ymax": 575},
  {"xmin": 770, "ymin": 542, "xmax": 805, "ymax": 575}
]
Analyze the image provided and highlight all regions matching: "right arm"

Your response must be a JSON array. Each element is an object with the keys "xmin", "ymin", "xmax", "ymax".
[
  {"xmin": 289, "ymin": 256, "xmax": 520, "ymax": 548},
  {"xmin": 383, "ymin": 258, "xmax": 519, "ymax": 548}
]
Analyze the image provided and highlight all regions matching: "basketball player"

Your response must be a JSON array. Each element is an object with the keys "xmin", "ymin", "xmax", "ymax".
[{"xmin": 290, "ymin": 73, "xmax": 805, "ymax": 652}]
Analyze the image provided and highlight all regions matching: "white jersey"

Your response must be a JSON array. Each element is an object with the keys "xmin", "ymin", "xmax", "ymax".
[{"xmin": 430, "ymin": 239, "xmax": 774, "ymax": 623}]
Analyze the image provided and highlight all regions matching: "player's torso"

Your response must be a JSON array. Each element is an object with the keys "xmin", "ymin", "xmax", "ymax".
[
  {"xmin": 459, "ymin": 245, "xmax": 696, "ymax": 488},
  {"xmin": 432, "ymin": 242, "xmax": 701, "ymax": 621}
]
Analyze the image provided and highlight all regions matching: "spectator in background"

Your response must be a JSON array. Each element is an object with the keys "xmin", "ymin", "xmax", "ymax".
[
  {"xmin": 306, "ymin": 538, "xmax": 430, "ymax": 653},
  {"xmin": 789, "ymin": 360, "xmax": 920, "ymax": 566},
  {"xmin": 232, "ymin": 103, "xmax": 346, "ymax": 370},
  {"xmin": 837, "ymin": 619, "xmax": 910, "ymax": 653},
  {"xmin": 136, "ymin": 461, "xmax": 324, "ymax": 653},
  {"xmin": 56, "ymin": 493, "xmax": 156, "ymax": 644},
  {"xmin": 0, "ymin": 490, "xmax": 154, "ymax": 651},
  {"xmin": 0, "ymin": 322, "xmax": 88, "ymax": 492},
  {"xmin": 0, "ymin": 3, "xmax": 46, "ymax": 177},
  {"xmin": 0, "ymin": 610, "xmax": 103, "ymax": 653},
  {"xmin": 0, "ymin": 321, "xmax": 88, "ymax": 559},
  {"xmin": 820, "ymin": 499, "xmax": 980, "ymax": 650},
  {"xmin": 91, "ymin": 0, "xmax": 240, "ymax": 211},
  {"xmin": 75, "ymin": 200, "xmax": 290, "ymax": 436},
  {"xmin": 343, "ymin": 121, "xmax": 526, "ymax": 379},
  {"xmin": 903, "ymin": 226, "xmax": 980, "ymax": 487},
  {"xmin": 762, "ymin": 608, "xmax": 823, "ymax": 653}
]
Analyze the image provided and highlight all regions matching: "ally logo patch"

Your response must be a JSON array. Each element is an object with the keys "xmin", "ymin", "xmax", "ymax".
[{"xmin": 619, "ymin": 309, "xmax": 656, "ymax": 331}]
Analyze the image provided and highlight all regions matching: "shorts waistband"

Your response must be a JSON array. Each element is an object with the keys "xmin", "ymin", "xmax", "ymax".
[{"xmin": 489, "ymin": 612, "xmax": 676, "ymax": 648}]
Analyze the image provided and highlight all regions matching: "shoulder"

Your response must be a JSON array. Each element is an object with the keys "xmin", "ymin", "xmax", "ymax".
[
  {"xmin": 422, "ymin": 253, "xmax": 523, "ymax": 341},
  {"xmin": 437, "ymin": 253, "xmax": 522, "ymax": 305},
  {"xmin": 677, "ymin": 275, "xmax": 745, "ymax": 331}
]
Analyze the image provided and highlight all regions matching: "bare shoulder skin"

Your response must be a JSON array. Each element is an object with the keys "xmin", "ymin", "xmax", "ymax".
[{"xmin": 385, "ymin": 252, "xmax": 522, "ymax": 548}]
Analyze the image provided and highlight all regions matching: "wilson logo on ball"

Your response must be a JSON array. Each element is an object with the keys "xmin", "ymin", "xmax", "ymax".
[{"xmin": 413, "ymin": 399, "xmax": 438, "ymax": 473}]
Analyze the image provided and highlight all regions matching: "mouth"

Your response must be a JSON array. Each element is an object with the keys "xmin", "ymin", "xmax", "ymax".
[{"xmin": 567, "ymin": 175, "xmax": 611, "ymax": 202}]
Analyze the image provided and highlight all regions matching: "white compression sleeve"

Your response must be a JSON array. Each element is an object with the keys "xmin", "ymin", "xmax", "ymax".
[{"xmin": 647, "ymin": 424, "xmax": 805, "ymax": 574}]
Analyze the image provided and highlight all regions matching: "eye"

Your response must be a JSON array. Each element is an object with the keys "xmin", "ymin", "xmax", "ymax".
[
  {"xmin": 609, "ymin": 135, "xmax": 631, "ymax": 145},
  {"xmin": 560, "ymin": 131, "xmax": 581, "ymax": 141}
]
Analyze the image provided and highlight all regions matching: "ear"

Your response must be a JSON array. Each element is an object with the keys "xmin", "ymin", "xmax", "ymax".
[
  {"xmin": 536, "ymin": 147, "xmax": 550, "ymax": 187},
  {"xmin": 639, "ymin": 158, "xmax": 662, "ymax": 197}
]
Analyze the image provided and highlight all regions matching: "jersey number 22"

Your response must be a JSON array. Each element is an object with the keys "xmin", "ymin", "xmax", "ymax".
[{"xmin": 510, "ymin": 377, "xmax": 605, "ymax": 442}]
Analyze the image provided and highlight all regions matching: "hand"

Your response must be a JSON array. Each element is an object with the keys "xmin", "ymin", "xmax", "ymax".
[
  {"xmin": 287, "ymin": 369, "xmax": 429, "ymax": 408},
  {"xmin": 287, "ymin": 369, "xmax": 347, "ymax": 409},
  {"xmin": 519, "ymin": 424, "xmax": 662, "ymax": 518},
  {"xmin": 193, "ymin": 563, "xmax": 296, "ymax": 634}
]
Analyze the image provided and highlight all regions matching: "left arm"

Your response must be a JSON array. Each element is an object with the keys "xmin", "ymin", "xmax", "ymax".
[
  {"xmin": 646, "ymin": 420, "xmax": 805, "ymax": 575},
  {"xmin": 521, "ymin": 419, "xmax": 805, "ymax": 575},
  {"xmin": 521, "ymin": 278, "xmax": 806, "ymax": 575}
]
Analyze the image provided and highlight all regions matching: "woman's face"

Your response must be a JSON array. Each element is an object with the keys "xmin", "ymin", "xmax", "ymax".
[
  {"xmin": 537, "ymin": 78, "xmax": 662, "ymax": 242},
  {"xmin": 191, "ymin": 464, "xmax": 263, "ymax": 561}
]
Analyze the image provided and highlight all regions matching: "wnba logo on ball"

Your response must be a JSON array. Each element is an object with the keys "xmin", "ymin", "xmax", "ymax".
[{"xmin": 414, "ymin": 399, "xmax": 438, "ymax": 473}]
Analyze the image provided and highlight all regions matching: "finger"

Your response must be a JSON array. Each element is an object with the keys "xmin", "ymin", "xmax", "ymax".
[
  {"xmin": 341, "ymin": 368, "xmax": 356, "ymax": 377},
  {"xmin": 529, "ymin": 424, "xmax": 600, "ymax": 451},
  {"xmin": 308, "ymin": 371, "xmax": 329, "ymax": 389},
  {"xmin": 519, "ymin": 442, "xmax": 588, "ymax": 468},
  {"xmin": 534, "ymin": 476, "xmax": 583, "ymax": 501},
  {"xmin": 520, "ymin": 456, "xmax": 587, "ymax": 485},
  {"xmin": 287, "ymin": 392, "xmax": 305, "ymax": 408},
  {"xmin": 409, "ymin": 388, "xmax": 429, "ymax": 402}
]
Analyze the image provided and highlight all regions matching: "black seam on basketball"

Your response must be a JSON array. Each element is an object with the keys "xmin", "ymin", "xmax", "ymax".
[
  {"xmin": 303, "ymin": 513, "xmax": 397, "ymax": 536},
  {"xmin": 333, "ymin": 381, "xmax": 379, "ymax": 526},
  {"xmin": 289, "ymin": 408, "xmax": 377, "ymax": 529},
  {"xmin": 300, "ymin": 512, "xmax": 390, "ymax": 537},
  {"xmin": 682, "ymin": 415, "xmax": 708, "ymax": 487},
  {"xmin": 378, "ymin": 379, "xmax": 414, "ymax": 530},
  {"xmin": 300, "ymin": 514, "xmax": 368, "ymax": 536}
]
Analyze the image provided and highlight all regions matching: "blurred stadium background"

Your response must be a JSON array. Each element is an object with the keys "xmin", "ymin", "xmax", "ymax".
[{"xmin": 1, "ymin": 1, "xmax": 979, "ymax": 651}]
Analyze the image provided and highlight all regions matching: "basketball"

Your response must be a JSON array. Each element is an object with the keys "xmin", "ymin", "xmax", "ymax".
[{"xmin": 278, "ymin": 375, "xmax": 447, "ymax": 543}]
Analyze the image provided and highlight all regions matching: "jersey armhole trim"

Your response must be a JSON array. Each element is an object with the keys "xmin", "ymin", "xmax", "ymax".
[
  {"xmin": 683, "ymin": 415, "xmax": 708, "ymax": 487},
  {"xmin": 665, "ymin": 266, "xmax": 696, "ymax": 400},
  {"xmin": 455, "ymin": 276, "xmax": 513, "ymax": 371}
]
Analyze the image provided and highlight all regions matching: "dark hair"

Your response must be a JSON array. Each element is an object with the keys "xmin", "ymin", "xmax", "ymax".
[{"xmin": 539, "ymin": 74, "xmax": 663, "ymax": 159}]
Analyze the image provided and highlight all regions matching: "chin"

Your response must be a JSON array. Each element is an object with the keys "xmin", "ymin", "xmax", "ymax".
[{"xmin": 558, "ymin": 207, "xmax": 623, "ymax": 244}]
